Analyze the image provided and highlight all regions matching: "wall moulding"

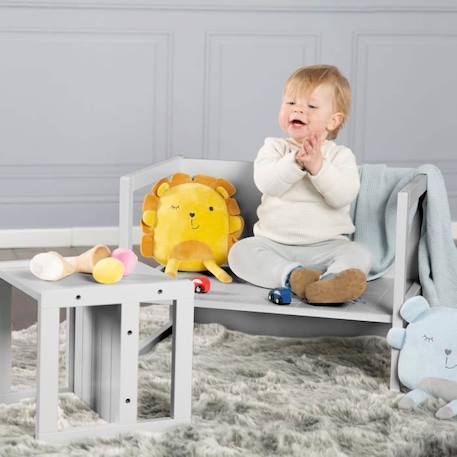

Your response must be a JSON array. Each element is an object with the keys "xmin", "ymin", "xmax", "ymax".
[
  {"xmin": 0, "ymin": 27, "xmax": 173, "ymax": 171},
  {"xmin": 0, "ymin": 195, "xmax": 120, "ymax": 205},
  {"xmin": 0, "ymin": 163, "xmax": 146, "ymax": 178},
  {"xmin": 350, "ymin": 31, "xmax": 457, "ymax": 163},
  {"xmin": 203, "ymin": 31, "xmax": 320, "ymax": 158},
  {"xmin": 1, "ymin": 0, "xmax": 457, "ymax": 13}
]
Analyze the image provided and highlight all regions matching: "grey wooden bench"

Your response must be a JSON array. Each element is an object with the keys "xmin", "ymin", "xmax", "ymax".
[{"xmin": 119, "ymin": 156, "xmax": 427, "ymax": 390}]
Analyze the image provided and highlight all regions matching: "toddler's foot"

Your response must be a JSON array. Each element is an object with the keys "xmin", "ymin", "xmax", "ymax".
[
  {"xmin": 305, "ymin": 269, "xmax": 367, "ymax": 304},
  {"xmin": 289, "ymin": 268, "xmax": 321, "ymax": 299}
]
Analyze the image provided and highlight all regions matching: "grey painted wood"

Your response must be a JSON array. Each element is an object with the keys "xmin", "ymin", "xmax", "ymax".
[
  {"xmin": 36, "ymin": 306, "xmax": 60, "ymax": 437},
  {"xmin": 117, "ymin": 301, "xmax": 140, "ymax": 424},
  {"xmin": 0, "ymin": 1, "xmax": 456, "ymax": 230},
  {"xmin": 139, "ymin": 322, "xmax": 172, "ymax": 355},
  {"xmin": 65, "ymin": 308, "xmax": 75, "ymax": 393},
  {"xmin": 171, "ymin": 297, "xmax": 194, "ymax": 422},
  {"xmin": 34, "ymin": 418, "xmax": 191, "ymax": 444},
  {"xmin": 74, "ymin": 307, "xmax": 95, "ymax": 408},
  {"xmin": 390, "ymin": 174, "xmax": 427, "ymax": 391},
  {"xmin": 0, "ymin": 261, "xmax": 191, "ymax": 306},
  {"xmin": 0, "ymin": 246, "xmax": 152, "ymax": 330},
  {"xmin": 0, "ymin": 259, "xmax": 195, "ymax": 442},
  {"xmin": 195, "ymin": 308, "xmax": 391, "ymax": 339}
]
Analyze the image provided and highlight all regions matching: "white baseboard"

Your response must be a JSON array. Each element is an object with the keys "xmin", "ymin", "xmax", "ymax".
[
  {"xmin": 0, "ymin": 224, "xmax": 456, "ymax": 249},
  {"xmin": 0, "ymin": 226, "xmax": 142, "ymax": 248}
]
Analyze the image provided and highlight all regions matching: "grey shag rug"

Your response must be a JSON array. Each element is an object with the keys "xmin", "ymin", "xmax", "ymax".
[{"xmin": 1, "ymin": 306, "xmax": 457, "ymax": 457}]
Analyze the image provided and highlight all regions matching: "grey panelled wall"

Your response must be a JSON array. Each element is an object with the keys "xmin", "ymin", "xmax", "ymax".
[{"xmin": 1, "ymin": 0, "xmax": 457, "ymax": 229}]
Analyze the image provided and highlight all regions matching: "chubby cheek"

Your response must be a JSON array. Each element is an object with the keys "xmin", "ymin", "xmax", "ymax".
[
  {"xmin": 278, "ymin": 108, "xmax": 289, "ymax": 132},
  {"xmin": 308, "ymin": 114, "xmax": 327, "ymax": 132}
]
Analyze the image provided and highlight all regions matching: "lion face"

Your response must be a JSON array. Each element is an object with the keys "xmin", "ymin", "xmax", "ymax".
[{"xmin": 154, "ymin": 182, "xmax": 230, "ymax": 264}]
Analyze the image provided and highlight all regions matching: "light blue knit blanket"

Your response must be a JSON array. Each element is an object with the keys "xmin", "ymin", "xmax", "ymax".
[{"xmin": 352, "ymin": 164, "xmax": 457, "ymax": 307}]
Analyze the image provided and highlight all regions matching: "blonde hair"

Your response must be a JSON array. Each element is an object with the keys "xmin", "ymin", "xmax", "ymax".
[{"xmin": 285, "ymin": 65, "xmax": 351, "ymax": 139}]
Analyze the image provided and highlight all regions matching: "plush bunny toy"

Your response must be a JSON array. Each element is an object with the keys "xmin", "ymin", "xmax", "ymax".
[{"xmin": 387, "ymin": 296, "xmax": 457, "ymax": 419}]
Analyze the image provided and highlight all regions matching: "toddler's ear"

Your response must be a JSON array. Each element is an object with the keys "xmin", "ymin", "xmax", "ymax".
[{"xmin": 328, "ymin": 112, "xmax": 344, "ymax": 132}]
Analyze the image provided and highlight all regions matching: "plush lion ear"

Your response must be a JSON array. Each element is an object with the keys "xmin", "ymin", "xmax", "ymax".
[
  {"xmin": 151, "ymin": 177, "xmax": 169, "ymax": 196},
  {"xmin": 229, "ymin": 215, "xmax": 243, "ymax": 234},
  {"xmin": 216, "ymin": 178, "xmax": 236, "ymax": 197},
  {"xmin": 142, "ymin": 210, "xmax": 157, "ymax": 228},
  {"xmin": 216, "ymin": 186, "xmax": 229, "ymax": 199},
  {"xmin": 157, "ymin": 182, "xmax": 170, "ymax": 197}
]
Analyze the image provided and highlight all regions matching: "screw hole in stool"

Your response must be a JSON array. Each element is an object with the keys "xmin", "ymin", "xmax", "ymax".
[
  {"xmin": 157, "ymin": 289, "xmax": 163, "ymax": 294},
  {"xmin": 76, "ymin": 295, "xmax": 81, "ymax": 300},
  {"xmin": 127, "ymin": 330, "xmax": 132, "ymax": 335},
  {"xmin": 125, "ymin": 398, "xmax": 131, "ymax": 404}
]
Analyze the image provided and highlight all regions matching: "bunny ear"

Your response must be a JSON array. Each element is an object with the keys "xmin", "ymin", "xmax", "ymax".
[
  {"xmin": 386, "ymin": 327, "xmax": 406, "ymax": 349},
  {"xmin": 400, "ymin": 296, "xmax": 430, "ymax": 323}
]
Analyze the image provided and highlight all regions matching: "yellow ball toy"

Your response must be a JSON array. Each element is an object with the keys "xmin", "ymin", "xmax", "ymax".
[{"xmin": 92, "ymin": 257, "xmax": 125, "ymax": 285}]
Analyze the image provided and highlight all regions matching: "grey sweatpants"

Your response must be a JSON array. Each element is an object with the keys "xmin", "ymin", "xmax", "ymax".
[{"xmin": 228, "ymin": 236, "xmax": 372, "ymax": 289}]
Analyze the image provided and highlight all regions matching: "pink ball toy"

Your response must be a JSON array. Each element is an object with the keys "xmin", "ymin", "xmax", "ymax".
[{"xmin": 111, "ymin": 248, "xmax": 138, "ymax": 277}]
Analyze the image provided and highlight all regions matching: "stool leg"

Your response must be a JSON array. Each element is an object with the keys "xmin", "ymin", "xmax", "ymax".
[
  {"xmin": 74, "ymin": 304, "xmax": 139, "ymax": 424},
  {"xmin": 116, "ymin": 301, "xmax": 139, "ymax": 424},
  {"xmin": 65, "ymin": 308, "xmax": 75, "ymax": 393},
  {"xmin": 0, "ymin": 279, "xmax": 12, "ymax": 395},
  {"xmin": 74, "ymin": 307, "xmax": 95, "ymax": 408},
  {"xmin": 171, "ymin": 297, "xmax": 194, "ymax": 422},
  {"xmin": 36, "ymin": 306, "xmax": 60, "ymax": 438}
]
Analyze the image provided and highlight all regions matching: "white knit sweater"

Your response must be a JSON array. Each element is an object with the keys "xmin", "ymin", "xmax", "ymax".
[{"xmin": 253, "ymin": 137, "xmax": 360, "ymax": 245}]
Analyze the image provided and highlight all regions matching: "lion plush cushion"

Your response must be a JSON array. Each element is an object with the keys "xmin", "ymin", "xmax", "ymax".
[{"xmin": 141, "ymin": 173, "xmax": 244, "ymax": 283}]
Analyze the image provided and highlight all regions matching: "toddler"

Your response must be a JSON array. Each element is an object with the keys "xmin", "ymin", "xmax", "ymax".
[{"xmin": 228, "ymin": 64, "xmax": 371, "ymax": 304}]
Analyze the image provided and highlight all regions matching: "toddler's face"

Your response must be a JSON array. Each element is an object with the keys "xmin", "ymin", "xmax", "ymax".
[{"xmin": 278, "ymin": 83, "xmax": 342, "ymax": 144}]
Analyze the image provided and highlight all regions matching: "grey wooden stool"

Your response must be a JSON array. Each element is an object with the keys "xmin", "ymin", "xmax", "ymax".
[{"xmin": 0, "ymin": 260, "xmax": 194, "ymax": 442}]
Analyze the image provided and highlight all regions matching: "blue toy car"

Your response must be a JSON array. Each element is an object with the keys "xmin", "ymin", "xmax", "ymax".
[{"xmin": 268, "ymin": 287, "xmax": 292, "ymax": 305}]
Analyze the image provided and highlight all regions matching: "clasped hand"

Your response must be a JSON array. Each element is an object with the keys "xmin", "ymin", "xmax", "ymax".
[{"xmin": 295, "ymin": 131, "xmax": 326, "ymax": 175}]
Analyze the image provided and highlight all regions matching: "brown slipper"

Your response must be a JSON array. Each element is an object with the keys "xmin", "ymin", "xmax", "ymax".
[
  {"xmin": 305, "ymin": 268, "xmax": 367, "ymax": 304},
  {"xmin": 289, "ymin": 268, "xmax": 321, "ymax": 299}
]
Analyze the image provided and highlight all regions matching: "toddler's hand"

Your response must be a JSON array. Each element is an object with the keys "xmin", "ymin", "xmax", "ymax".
[{"xmin": 295, "ymin": 132, "xmax": 325, "ymax": 175}]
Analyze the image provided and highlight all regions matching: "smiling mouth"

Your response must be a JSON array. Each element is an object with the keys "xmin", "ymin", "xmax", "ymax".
[
  {"xmin": 290, "ymin": 119, "xmax": 306, "ymax": 127},
  {"xmin": 445, "ymin": 357, "xmax": 457, "ymax": 369},
  {"xmin": 191, "ymin": 221, "xmax": 200, "ymax": 230}
]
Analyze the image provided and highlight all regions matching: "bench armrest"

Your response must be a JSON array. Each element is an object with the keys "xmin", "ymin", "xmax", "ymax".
[
  {"xmin": 390, "ymin": 173, "xmax": 427, "ymax": 390},
  {"xmin": 392, "ymin": 173, "xmax": 427, "ymax": 318},
  {"xmin": 397, "ymin": 173, "xmax": 427, "ymax": 214}
]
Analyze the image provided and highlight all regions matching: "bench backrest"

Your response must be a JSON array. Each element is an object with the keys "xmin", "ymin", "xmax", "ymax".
[
  {"xmin": 175, "ymin": 158, "xmax": 261, "ymax": 237},
  {"xmin": 174, "ymin": 158, "xmax": 366, "ymax": 238},
  {"xmin": 128, "ymin": 157, "xmax": 373, "ymax": 242}
]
